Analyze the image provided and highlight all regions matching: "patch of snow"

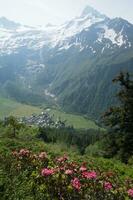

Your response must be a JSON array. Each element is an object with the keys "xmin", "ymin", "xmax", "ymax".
[
  {"xmin": 97, "ymin": 25, "xmax": 129, "ymax": 48},
  {"xmin": 73, "ymin": 38, "xmax": 84, "ymax": 51},
  {"xmin": 79, "ymin": 46, "xmax": 84, "ymax": 52},
  {"xmin": 103, "ymin": 26, "xmax": 117, "ymax": 44},
  {"xmin": 58, "ymin": 43, "xmax": 73, "ymax": 50},
  {"xmin": 46, "ymin": 108, "xmax": 51, "ymax": 112},
  {"xmin": 117, "ymin": 34, "xmax": 124, "ymax": 46},
  {"xmin": 44, "ymin": 89, "xmax": 57, "ymax": 101},
  {"xmin": 90, "ymin": 46, "xmax": 96, "ymax": 53},
  {"xmin": 17, "ymin": 26, "xmax": 36, "ymax": 32},
  {"xmin": 101, "ymin": 47, "xmax": 105, "ymax": 53},
  {"xmin": 128, "ymin": 42, "xmax": 131, "ymax": 48},
  {"xmin": 45, "ymin": 89, "xmax": 55, "ymax": 98},
  {"xmin": 116, "ymin": 27, "xmax": 127, "ymax": 47}
]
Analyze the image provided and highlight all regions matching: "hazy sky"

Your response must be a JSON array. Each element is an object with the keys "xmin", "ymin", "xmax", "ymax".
[{"xmin": 0, "ymin": 0, "xmax": 132, "ymax": 26}]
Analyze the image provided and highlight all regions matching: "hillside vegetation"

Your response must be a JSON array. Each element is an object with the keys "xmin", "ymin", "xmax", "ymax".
[{"xmin": 0, "ymin": 123, "xmax": 133, "ymax": 200}]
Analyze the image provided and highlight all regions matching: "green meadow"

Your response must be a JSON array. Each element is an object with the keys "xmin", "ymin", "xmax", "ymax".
[{"xmin": 0, "ymin": 97, "xmax": 99, "ymax": 129}]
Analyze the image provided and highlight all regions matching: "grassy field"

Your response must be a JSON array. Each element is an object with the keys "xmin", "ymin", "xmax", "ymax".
[
  {"xmin": 0, "ymin": 97, "xmax": 42, "ymax": 118},
  {"xmin": 0, "ymin": 97, "xmax": 100, "ymax": 129},
  {"xmin": 45, "ymin": 108, "xmax": 99, "ymax": 129}
]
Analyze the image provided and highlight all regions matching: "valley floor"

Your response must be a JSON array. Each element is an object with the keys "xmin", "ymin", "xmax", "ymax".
[{"xmin": 0, "ymin": 96, "xmax": 100, "ymax": 130}]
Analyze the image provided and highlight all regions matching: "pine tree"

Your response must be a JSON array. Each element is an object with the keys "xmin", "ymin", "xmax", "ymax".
[
  {"xmin": 103, "ymin": 72, "xmax": 133, "ymax": 162},
  {"xmin": 4, "ymin": 116, "xmax": 24, "ymax": 137}
]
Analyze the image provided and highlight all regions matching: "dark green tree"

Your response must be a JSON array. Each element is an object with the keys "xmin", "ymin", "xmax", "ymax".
[
  {"xmin": 4, "ymin": 116, "xmax": 24, "ymax": 137},
  {"xmin": 103, "ymin": 72, "xmax": 133, "ymax": 162}
]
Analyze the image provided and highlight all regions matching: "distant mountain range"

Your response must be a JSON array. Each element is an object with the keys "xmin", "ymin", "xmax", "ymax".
[{"xmin": 0, "ymin": 6, "xmax": 133, "ymax": 119}]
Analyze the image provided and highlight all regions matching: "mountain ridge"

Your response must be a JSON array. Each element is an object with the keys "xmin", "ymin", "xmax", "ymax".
[{"xmin": 0, "ymin": 6, "xmax": 133, "ymax": 119}]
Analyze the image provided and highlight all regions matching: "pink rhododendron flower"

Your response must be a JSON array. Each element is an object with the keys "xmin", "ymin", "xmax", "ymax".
[
  {"xmin": 104, "ymin": 182, "xmax": 113, "ymax": 190},
  {"xmin": 39, "ymin": 152, "xmax": 47, "ymax": 159},
  {"xmin": 80, "ymin": 166, "xmax": 87, "ymax": 172},
  {"xmin": 82, "ymin": 171, "xmax": 97, "ymax": 179},
  {"xmin": 57, "ymin": 154, "xmax": 68, "ymax": 163},
  {"xmin": 128, "ymin": 189, "xmax": 133, "ymax": 197},
  {"xmin": 59, "ymin": 166, "xmax": 66, "ymax": 171},
  {"xmin": 19, "ymin": 149, "xmax": 30, "ymax": 157},
  {"xmin": 65, "ymin": 169, "xmax": 73, "ymax": 175},
  {"xmin": 41, "ymin": 168, "xmax": 55, "ymax": 176},
  {"xmin": 71, "ymin": 178, "xmax": 81, "ymax": 190}
]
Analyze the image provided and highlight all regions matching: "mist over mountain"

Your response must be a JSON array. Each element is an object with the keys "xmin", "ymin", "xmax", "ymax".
[{"xmin": 0, "ymin": 6, "xmax": 133, "ymax": 119}]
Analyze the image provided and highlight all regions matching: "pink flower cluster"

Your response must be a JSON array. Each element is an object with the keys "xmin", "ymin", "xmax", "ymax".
[
  {"xmin": 65, "ymin": 169, "xmax": 73, "ymax": 175},
  {"xmin": 41, "ymin": 168, "xmax": 55, "ymax": 176},
  {"xmin": 79, "ymin": 166, "xmax": 87, "ymax": 172},
  {"xmin": 128, "ymin": 188, "xmax": 133, "ymax": 197},
  {"xmin": 71, "ymin": 178, "xmax": 81, "ymax": 190},
  {"xmin": 19, "ymin": 149, "xmax": 30, "ymax": 157},
  {"xmin": 82, "ymin": 171, "xmax": 97, "ymax": 179},
  {"xmin": 12, "ymin": 149, "xmax": 48, "ymax": 161},
  {"xmin": 40, "ymin": 159, "xmax": 98, "ymax": 191},
  {"xmin": 104, "ymin": 182, "xmax": 113, "ymax": 190},
  {"xmin": 12, "ymin": 149, "xmax": 133, "ymax": 197}
]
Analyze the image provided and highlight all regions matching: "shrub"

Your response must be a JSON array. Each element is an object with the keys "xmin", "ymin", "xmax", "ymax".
[{"xmin": 1, "ymin": 149, "xmax": 133, "ymax": 199}]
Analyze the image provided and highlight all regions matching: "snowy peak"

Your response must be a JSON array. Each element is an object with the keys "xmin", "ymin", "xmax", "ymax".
[
  {"xmin": 81, "ymin": 6, "xmax": 107, "ymax": 19},
  {"xmin": 0, "ymin": 17, "xmax": 20, "ymax": 30},
  {"xmin": 53, "ymin": 6, "xmax": 107, "ymax": 44},
  {"xmin": 81, "ymin": 6, "xmax": 96, "ymax": 16},
  {"xmin": 50, "ymin": 7, "xmax": 109, "ymax": 50}
]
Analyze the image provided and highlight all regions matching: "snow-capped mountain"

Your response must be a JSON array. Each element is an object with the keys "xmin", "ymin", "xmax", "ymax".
[
  {"xmin": 0, "ymin": 19, "xmax": 47, "ymax": 55},
  {"xmin": 0, "ymin": 6, "xmax": 132, "ymax": 56},
  {"xmin": 53, "ymin": 9, "xmax": 133, "ymax": 53},
  {"xmin": 0, "ymin": 6, "xmax": 133, "ymax": 118}
]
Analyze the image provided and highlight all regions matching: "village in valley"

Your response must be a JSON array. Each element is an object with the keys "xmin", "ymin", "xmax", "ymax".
[{"xmin": 20, "ymin": 111, "xmax": 67, "ymax": 128}]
